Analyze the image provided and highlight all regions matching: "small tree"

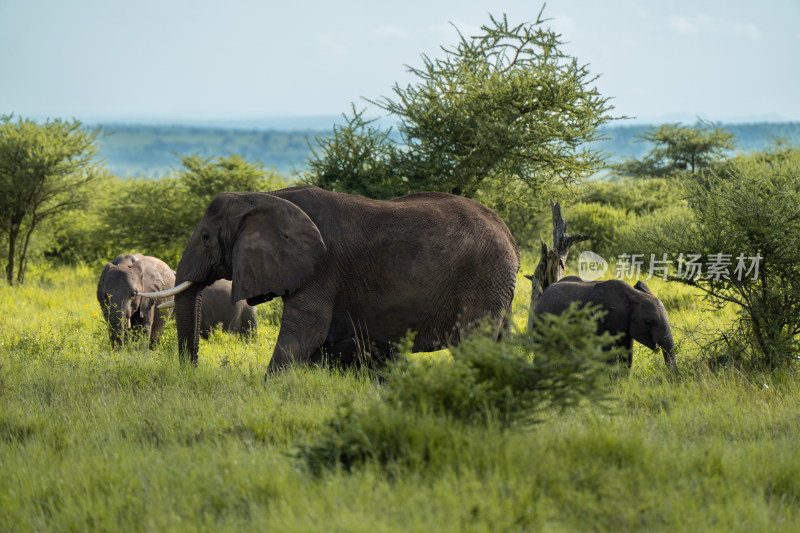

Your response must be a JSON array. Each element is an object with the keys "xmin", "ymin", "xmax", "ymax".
[
  {"xmin": 0, "ymin": 115, "xmax": 104, "ymax": 284},
  {"xmin": 615, "ymin": 121, "xmax": 736, "ymax": 178},
  {"xmin": 305, "ymin": 107, "xmax": 403, "ymax": 200},
  {"xmin": 307, "ymin": 10, "xmax": 615, "ymax": 201},
  {"xmin": 638, "ymin": 143, "xmax": 800, "ymax": 370},
  {"xmin": 176, "ymin": 153, "xmax": 283, "ymax": 202}
]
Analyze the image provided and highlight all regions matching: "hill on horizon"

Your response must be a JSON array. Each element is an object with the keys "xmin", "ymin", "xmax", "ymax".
[{"xmin": 95, "ymin": 121, "xmax": 800, "ymax": 179}]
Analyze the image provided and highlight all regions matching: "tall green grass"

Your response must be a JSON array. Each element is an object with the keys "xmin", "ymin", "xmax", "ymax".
[{"xmin": 1, "ymin": 263, "xmax": 799, "ymax": 531}]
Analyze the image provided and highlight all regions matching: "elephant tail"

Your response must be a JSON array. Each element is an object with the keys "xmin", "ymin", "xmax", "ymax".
[{"xmin": 497, "ymin": 313, "xmax": 512, "ymax": 342}]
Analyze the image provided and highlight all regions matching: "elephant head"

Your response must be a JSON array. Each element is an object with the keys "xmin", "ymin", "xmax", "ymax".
[
  {"xmin": 630, "ymin": 281, "xmax": 676, "ymax": 366},
  {"xmin": 142, "ymin": 192, "xmax": 326, "ymax": 364},
  {"xmin": 97, "ymin": 255, "xmax": 175, "ymax": 348},
  {"xmin": 97, "ymin": 264, "xmax": 143, "ymax": 347}
]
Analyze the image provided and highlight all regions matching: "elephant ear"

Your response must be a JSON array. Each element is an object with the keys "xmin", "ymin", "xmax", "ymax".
[
  {"xmin": 97, "ymin": 262, "xmax": 113, "ymax": 302},
  {"xmin": 147, "ymin": 266, "xmax": 174, "ymax": 295},
  {"xmin": 231, "ymin": 196, "xmax": 326, "ymax": 303},
  {"xmin": 133, "ymin": 261, "xmax": 173, "ymax": 319},
  {"xmin": 634, "ymin": 280, "xmax": 653, "ymax": 294}
]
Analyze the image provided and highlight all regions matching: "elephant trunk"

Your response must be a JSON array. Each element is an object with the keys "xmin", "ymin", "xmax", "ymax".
[
  {"xmin": 661, "ymin": 330, "xmax": 676, "ymax": 367},
  {"xmin": 107, "ymin": 310, "xmax": 129, "ymax": 348},
  {"xmin": 175, "ymin": 285, "xmax": 204, "ymax": 366}
]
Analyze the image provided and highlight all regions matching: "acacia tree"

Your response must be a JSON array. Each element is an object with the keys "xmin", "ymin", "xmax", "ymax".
[
  {"xmin": 307, "ymin": 10, "xmax": 615, "ymax": 201},
  {"xmin": 637, "ymin": 143, "xmax": 800, "ymax": 370},
  {"xmin": 615, "ymin": 121, "xmax": 736, "ymax": 178},
  {"xmin": 0, "ymin": 115, "xmax": 104, "ymax": 284},
  {"xmin": 307, "ymin": 107, "xmax": 402, "ymax": 200}
]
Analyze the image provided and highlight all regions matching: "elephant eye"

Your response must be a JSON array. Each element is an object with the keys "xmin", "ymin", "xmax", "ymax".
[{"xmin": 645, "ymin": 319, "xmax": 656, "ymax": 327}]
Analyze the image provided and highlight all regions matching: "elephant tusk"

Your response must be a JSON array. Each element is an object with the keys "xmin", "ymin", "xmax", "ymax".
[
  {"xmin": 158, "ymin": 300, "xmax": 175, "ymax": 309},
  {"xmin": 138, "ymin": 280, "xmax": 194, "ymax": 299}
]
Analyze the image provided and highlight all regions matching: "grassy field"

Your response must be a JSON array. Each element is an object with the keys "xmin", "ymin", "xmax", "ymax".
[{"xmin": 1, "ymin": 259, "xmax": 799, "ymax": 532}]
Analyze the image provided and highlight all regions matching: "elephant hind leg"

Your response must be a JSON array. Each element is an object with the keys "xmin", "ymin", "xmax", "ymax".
[
  {"xmin": 317, "ymin": 336, "xmax": 393, "ymax": 370},
  {"xmin": 148, "ymin": 308, "xmax": 170, "ymax": 348},
  {"xmin": 311, "ymin": 337, "xmax": 360, "ymax": 368},
  {"xmin": 625, "ymin": 336, "xmax": 633, "ymax": 368},
  {"xmin": 601, "ymin": 335, "xmax": 633, "ymax": 367}
]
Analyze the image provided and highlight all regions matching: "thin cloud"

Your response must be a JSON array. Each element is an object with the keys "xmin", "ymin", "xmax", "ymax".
[
  {"xmin": 667, "ymin": 15, "xmax": 697, "ymax": 34},
  {"xmin": 369, "ymin": 25, "xmax": 413, "ymax": 41},
  {"xmin": 667, "ymin": 14, "xmax": 716, "ymax": 35},
  {"xmin": 551, "ymin": 14, "xmax": 576, "ymax": 37},
  {"xmin": 316, "ymin": 33, "xmax": 348, "ymax": 56},
  {"xmin": 733, "ymin": 23, "xmax": 760, "ymax": 39}
]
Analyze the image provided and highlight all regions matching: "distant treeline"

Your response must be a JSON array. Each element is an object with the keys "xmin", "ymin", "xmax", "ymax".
[
  {"xmin": 595, "ymin": 121, "xmax": 800, "ymax": 161},
  {"xmin": 97, "ymin": 121, "xmax": 800, "ymax": 178},
  {"xmin": 97, "ymin": 124, "xmax": 323, "ymax": 177}
]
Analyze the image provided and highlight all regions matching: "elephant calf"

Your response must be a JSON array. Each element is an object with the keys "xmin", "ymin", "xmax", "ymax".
[
  {"xmin": 533, "ymin": 276, "xmax": 676, "ymax": 367},
  {"xmin": 97, "ymin": 253, "xmax": 175, "ymax": 349},
  {"xmin": 198, "ymin": 279, "xmax": 257, "ymax": 339}
]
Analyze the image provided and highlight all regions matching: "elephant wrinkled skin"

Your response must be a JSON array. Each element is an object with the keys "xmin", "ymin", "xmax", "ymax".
[
  {"xmin": 144, "ymin": 186, "xmax": 520, "ymax": 371},
  {"xmin": 533, "ymin": 276, "xmax": 676, "ymax": 367},
  {"xmin": 96, "ymin": 253, "xmax": 175, "ymax": 348}
]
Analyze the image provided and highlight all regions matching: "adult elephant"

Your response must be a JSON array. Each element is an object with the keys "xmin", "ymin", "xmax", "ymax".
[
  {"xmin": 140, "ymin": 186, "xmax": 519, "ymax": 371},
  {"xmin": 160, "ymin": 279, "xmax": 258, "ymax": 339},
  {"xmin": 533, "ymin": 276, "xmax": 676, "ymax": 367},
  {"xmin": 96, "ymin": 253, "xmax": 175, "ymax": 348}
]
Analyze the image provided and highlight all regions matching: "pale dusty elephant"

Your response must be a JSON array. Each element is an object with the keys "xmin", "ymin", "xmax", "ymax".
[{"xmin": 96, "ymin": 254, "xmax": 175, "ymax": 348}]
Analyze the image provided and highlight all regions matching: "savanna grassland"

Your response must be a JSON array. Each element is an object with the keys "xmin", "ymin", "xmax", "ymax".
[
  {"xmin": 4, "ymin": 10, "xmax": 799, "ymax": 531},
  {"xmin": 2, "ymin": 256, "xmax": 799, "ymax": 532}
]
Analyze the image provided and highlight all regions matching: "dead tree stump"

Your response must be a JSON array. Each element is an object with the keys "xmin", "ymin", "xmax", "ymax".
[{"xmin": 526, "ymin": 201, "xmax": 591, "ymax": 331}]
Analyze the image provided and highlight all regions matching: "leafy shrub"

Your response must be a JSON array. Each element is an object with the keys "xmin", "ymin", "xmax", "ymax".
[
  {"xmin": 577, "ymin": 177, "xmax": 684, "ymax": 215},
  {"xmin": 640, "ymin": 143, "xmax": 800, "ymax": 370},
  {"xmin": 566, "ymin": 202, "xmax": 632, "ymax": 260},
  {"xmin": 559, "ymin": 177, "xmax": 688, "ymax": 264},
  {"xmin": 296, "ymin": 304, "xmax": 622, "ymax": 473},
  {"xmin": 389, "ymin": 305, "xmax": 620, "ymax": 426},
  {"xmin": 296, "ymin": 403, "xmax": 470, "ymax": 476}
]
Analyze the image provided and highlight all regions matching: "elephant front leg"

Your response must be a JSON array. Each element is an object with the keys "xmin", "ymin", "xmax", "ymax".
[
  {"xmin": 607, "ymin": 335, "xmax": 634, "ymax": 367},
  {"xmin": 268, "ymin": 296, "xmax": 332, "ymax": 372},
  {"xmin": 149, "ymin": 306, "xmax": 169, "ymax": 349},
  {"xmin": 624, "ymin": 335, "xmax": 633, "ymax": 368}
]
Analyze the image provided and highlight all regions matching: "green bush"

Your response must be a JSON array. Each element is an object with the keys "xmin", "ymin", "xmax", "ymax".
[
  {"xmin": 639, "ymin": 143, "xmax": 800, "ymax": 370},
  {"xmin": 556, "ymin": 177, "xmax": 687, "ymax": 263},
  {"xmin": 576, "ymin": 177, "xmax": 684, "ymax": 215},
  {"xmin": 296, "ymin": 304, "xmax": 622, "ymax": 473},
  {"xmin": 296, "ymin": 403, "xmax": 473, "ymax": 476},
  {"xmin": 566, "ymin": 202, "xmax": 632, "ymax": 260}
]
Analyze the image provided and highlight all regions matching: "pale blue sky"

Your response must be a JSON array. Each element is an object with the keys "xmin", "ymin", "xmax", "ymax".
[{"xmin": 1, "ymin": 0, "xmax": 798, "ymax": 126}]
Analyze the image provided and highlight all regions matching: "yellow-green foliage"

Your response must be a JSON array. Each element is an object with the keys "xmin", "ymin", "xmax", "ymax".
[
  {"xmin": 1, "ymin": 261, "xmax": 799, "ymax": 531},
  {"xmin": 298, "ymin": 304, "xmax": 620, "ymax": 474}
]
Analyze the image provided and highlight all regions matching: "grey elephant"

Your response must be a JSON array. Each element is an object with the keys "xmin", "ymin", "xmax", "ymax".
[
  {"xmin": 533, "ymin": 276, "xmax": 676, "ymax": 367},
  {"xmin": 96, "ymin": 253, "xmax": 176, "ymax": 348},
  {"xmin": 140, "ymin": 186, "xmax": 520, "ymax": 371},
  {"xmin": 197, "ymin": 279, "xmax": 257, "ymax": 339}
]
